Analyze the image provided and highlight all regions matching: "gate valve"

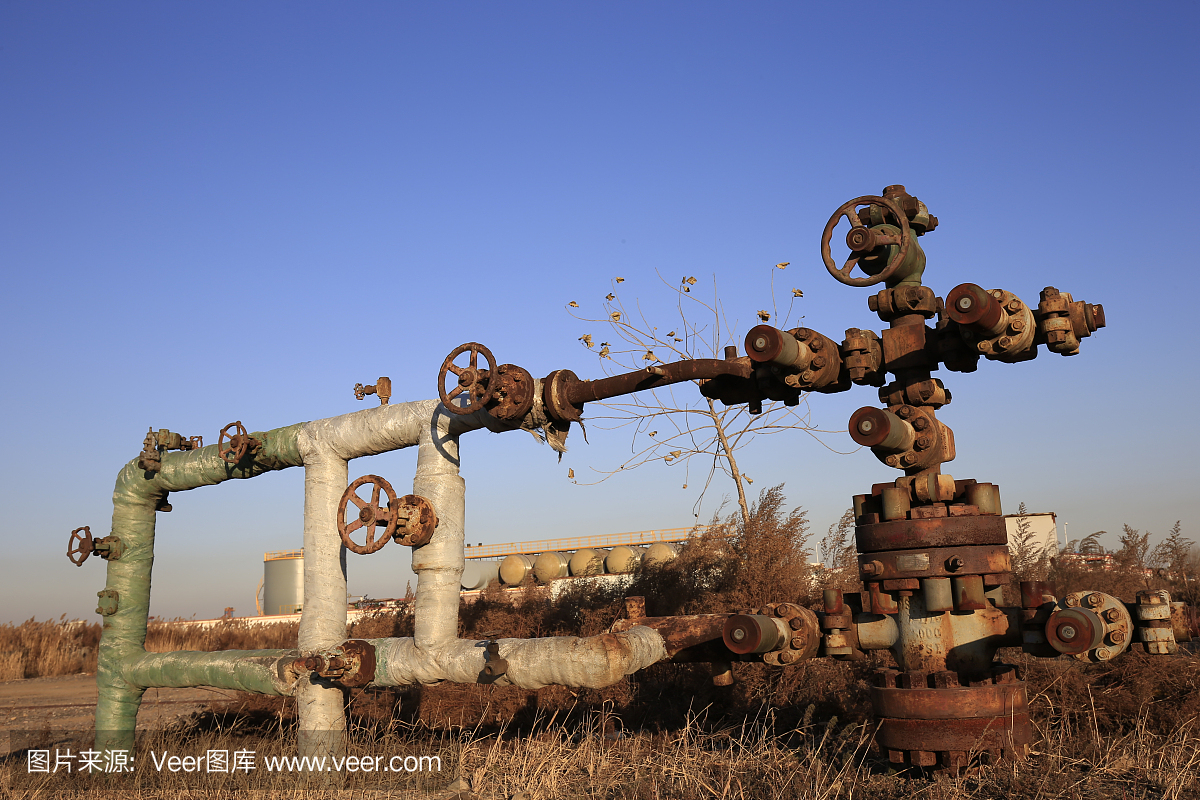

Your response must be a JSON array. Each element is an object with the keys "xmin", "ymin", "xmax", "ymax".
[
  {"xmin": 745, "ymin": 325, "xmax": 843, "ymax": 391},
  {"xmin": 217, "ymin": 421, "xmax": 261, "ymax": 466},
  {"xmin": 67, "ymin": 526, "xmax": 125, "ymax": 566},
  {"xmin": 1035, "ymin": 286, "xmax": 1105, "ymax": 356},
  {"xmin": 849, "ymin": 405, "xmax": 952, "ymax": 472},
  {"xmin": 1045, "ymin": 592, "xmax": 1133, "ymax": 661},
  {"xmin": 722, "ymin": 603, "xmax": 819, "ymax": 665},
  {"xmin": 438, "ymin": 342, "xmax": 497, "ymax": 415},
  {"xmin": 294, "ymin": 640, "xmax": 376, "ymax": 687},
  {"xmin": 337, "ymin": 475, "xmax": 439, "ymax": 553},
  {"xmin": 821, "ymin": 194, "xmax": 913, "ymax": 287},
  {"xmin": 946, "ymin": 284, "xmax": 1037, "ymax": 361},
  {"xmin": 137, "ymin": 427, "xmax": 161, "ymax": 472},
  {"xmin": 353, "ymin": 377, "xmax": 392, "ymax": 405}
]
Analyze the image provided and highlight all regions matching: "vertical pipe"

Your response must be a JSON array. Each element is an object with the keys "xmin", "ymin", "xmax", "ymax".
[
  {"xmin": 94, "ymin": 465, "xmax": 157, "ymax": 755},
  {"xmin": 412, "ymin": 414, "xmax": 465, "ymax": 648},
  {"xmin": 298, "ymin": 448, "xmax": 350, "ymax": 758}
]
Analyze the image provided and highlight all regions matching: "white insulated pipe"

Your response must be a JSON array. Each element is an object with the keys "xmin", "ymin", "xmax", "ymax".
[{"xmin": 294, "ymin": 394, "xmax": 671, "ymax": 749}]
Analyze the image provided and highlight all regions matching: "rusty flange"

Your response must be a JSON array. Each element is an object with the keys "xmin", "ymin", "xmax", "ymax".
[
  {"xmin": 393, "ymin": 494, "xmax": 438, "ymax": 547},
  {"xmin": 858, "ymin": 544, "xmax": 1011, "ymax": 581},
  {"xmin": 296, "ymin": 639, "xmax": 377, "ymax": 688},
  {"xmin": 872, "ymin": 667, "xmax": 1032, "ymax": 770},
  {"xmin": 855, "ymin": 515, "xmax": 1009, "ymax": 553},
  {"xmin": 541, "ymin": 368, "xmax": 585, "ymax": 424},
  {"xmin": 722, "ymin": 603, "xmax": 819, "ymax": 665},
  {"xmin": 485, "ymin": 364, "xmax": 535, "ymax": 422}
]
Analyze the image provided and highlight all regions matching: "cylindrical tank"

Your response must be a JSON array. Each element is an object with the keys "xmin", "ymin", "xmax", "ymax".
[
  {"xmin": 263, "ymin": 550, "xmax": 303, "ymax": 615},
  {"xmin": 461, "ymin": 560, "xmax": 500, "ymax": 590},
  {"xmin": 533, "ymin": 551, "xmax": 571, "ymax": 583},
  {"xmin": 569, "ymin": 548, "xmax": 609, "ymax": 576},
  {"xmin": 605, "ymin": 545, "xmax": 646, "ymax": 574},
  {"xmin": 499, "ymin": 554, "xmax": 535, "ymax": 585},
  {"xmin": 644, "ymin": 542, "xmax": 679, "ymax": 566}
]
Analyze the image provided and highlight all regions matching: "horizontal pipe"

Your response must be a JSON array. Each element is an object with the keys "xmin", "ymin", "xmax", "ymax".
[
  {"xmin": 121, "ymin": 649, "xmax": 300, "ymax": 695},
  {"xmin": 368, "ymin": 627, "xmax": 668, "ymax": 690},
  {"xmin": 566, "ymin": 358, "xmax": 753, "ymax": 405}
]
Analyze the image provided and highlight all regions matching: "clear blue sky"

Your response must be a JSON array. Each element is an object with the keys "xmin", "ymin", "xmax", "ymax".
[{"xmin": 2, "ymin": 2, "xmax": 1197, "ymax": 623}]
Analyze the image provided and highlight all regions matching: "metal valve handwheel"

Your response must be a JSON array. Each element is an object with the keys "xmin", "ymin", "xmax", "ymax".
[
  {"xmin": 821, "ymin": 194, "xmax": 911, "ymax": 287},
  {"xmin": 338, "ymin": 474, "xmax": 399, "ymax": 555},
  {"xmin": 438, "ymin": 342, "xmax": 497, "ymax": 415},
  {"xmin": 68, "ymin": 526, "xmax": 95, "ymax": 566},
  {"xmin": 218, "ymin": 421, "xmax": 254, "ymax": 465}
]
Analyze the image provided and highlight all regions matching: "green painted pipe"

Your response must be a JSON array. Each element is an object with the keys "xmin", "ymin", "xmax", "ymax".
[
  {"xmin": 121, "ymin": 649, "xmax": 299, "ymax": 694},
  {"xmin": 95, "ymin": 422, "xmax": 305, "ymax": 754}
]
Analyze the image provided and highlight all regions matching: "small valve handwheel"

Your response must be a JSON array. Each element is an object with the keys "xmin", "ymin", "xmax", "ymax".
[
  {"xmin": 218, "ymin": 421, "xmax": 257, "ymax": 465},
  {"xmin": 438, "ymin": 342, "xmax": 497, "ymax": 415},
  {"xmin": 338, "ymin": 475, "xmax": 399, "ymax": 555},
  {"xmin": 68, "ymin": 526, "xmax": 95, "ymax": 566},
  {"xmin": 394, "ymin": 494, "xmax": 438, "ymax": 547},
  {"xmin": 821, "ymin": 195, "xmax": 911, "ymax": 287}
]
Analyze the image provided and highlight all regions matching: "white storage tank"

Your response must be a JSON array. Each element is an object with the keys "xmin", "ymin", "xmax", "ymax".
[
  {"xmin": 533, "ymin": 551, "xmax": 571, "ymax": 583},
  {"xmin": 569, "ymin": 548, "xmax": 609, "ymax": 576},
  {"xmin": 644, "ymin": 542, "xmax": 679, "ymax": 566},
  {"xmin": 499, "ymin": 554, "xmax": 535, "ymax": 585},
  {"xmin": 263, "ymin": 550, "xmax": 303, "ymax": 615},
  {"xmin": 461, "ymin": 560, "xmax": 500, "ymax": 590},
  {"xmin": 605, "ymin": 545, "xmax": 646, "ymax": 574}
]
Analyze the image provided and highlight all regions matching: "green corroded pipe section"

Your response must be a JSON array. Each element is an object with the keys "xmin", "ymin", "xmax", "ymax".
[
  {"xmin": 95, "ymin": 422, "xmax": 305, "ymax": 754},
  {"xmin": 121, "ymin": 649, "xmax": 300, "ymax": 694}
]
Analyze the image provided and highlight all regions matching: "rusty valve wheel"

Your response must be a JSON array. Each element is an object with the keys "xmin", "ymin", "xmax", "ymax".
[
  {"xmin": 67, "ymin": 526, "xmax": 96, "ymax": 566},
  {"xmin": 338, "ymin": 475, "xmax": 399, "ymax": 555},
  {"xmin": 821, "ymin": 195, "xmax": 911, "ymax": 287},
  {"xmin": 218, "ymin": 421, "xmax": 258, "ymax": 465},
  {"xmin": 438, "ymin": 342, "xmax": 497, "ymax": 415}
]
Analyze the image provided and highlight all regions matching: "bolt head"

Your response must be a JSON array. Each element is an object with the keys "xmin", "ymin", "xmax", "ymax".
[
  {"xmin": 1084, "ymin": 593, "xmax": 1103, "ymax": 608},
  {"xmin": 902, "ymin": 453, "xmax": 919, "ymax": 465},
  {"xmin": 912, "ymin": 417, "xmax": 928, "ymax": 431},
  {"xmin": 896, "ymin": 406, "xmax": 912, "ymax": 419}
]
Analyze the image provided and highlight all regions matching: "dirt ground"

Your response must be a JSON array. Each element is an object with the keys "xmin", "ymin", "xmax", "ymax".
[{"xmin": 0, "ymin": 674, "xmax": 223, "ymax": 755}]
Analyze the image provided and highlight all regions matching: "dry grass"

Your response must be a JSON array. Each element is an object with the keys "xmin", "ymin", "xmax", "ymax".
[{"xmin": 0, "ymin": 617, "xmax": 299, "ymax": 680}]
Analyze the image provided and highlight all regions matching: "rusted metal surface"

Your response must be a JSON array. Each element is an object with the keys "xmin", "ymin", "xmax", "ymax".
[
  {"xmin": 719, "ymin": 603, "xmax": 820, "ymax": 664},
  {"xmin": 67, "ymin": 526, "xmax": 95, "ymax": 566},
  {"xmin": 439, "ymin": 342, "xmax": 497, "ymax": 415},
  {"xmin": 1045, "ymin": 592, "xmax": 1133, "ymax": 661},
  {"xmin": 217, "ymin": 421, "xmax": 260, "ymax": 466},
  {"xmin": 296, "ymin": 639, "xmax": 376, "ymax": 688},
  {"xmin": 337, "ymin": 476, "xmax": 438, "ymax": 553},
  {"xmin": 858, "ymin": 545, "xmax": 1010, "ymax": 581},
  {"xmin": 482, "ymin": 641, "xmax": 508, "ymax": 678},
  {"xmin": 561, "ymin": 358, "xmax": 753, "ymax": 410},
  {"xmin": 68, "ymin": 527, "xmax": 125, "ymax": 566},
  {"xmin": 855, "ymin": 515, "xmax": 1009, "ymax": 553},
  {"xmin": 871, "ymin": 684, "xmax": 1027, "ymax": 719},
  {"xmin": 337, "ymin": 474, "xmax": 399, "ymax": 554},
  {"xmin": 611, "ymin": 613, "xmax": 731, "ymax": 656},
  {"xmin": 485, "ymin": 364, "xmax": 535, "ymax": 422},
  {"xmin": 393, "ymin": 494, "xmax": 438, "ymax": 547},
  {"xmin": 821, "ymin": 195, "xmax": 911, "ymax": 287},
  {"xmin": 876, "ymin": 714, "xmax": 1032, "ymax": 752},
  {"xmin": 354, "ymin": 376, "xmax": 392, "ymax": 405}
]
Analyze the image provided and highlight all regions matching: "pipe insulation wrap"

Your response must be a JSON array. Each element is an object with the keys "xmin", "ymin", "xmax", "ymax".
[
  {"xmin": 123, "ymin": 650, "xmax": 300, "ymax": 695},
  {"xmin": 369, "ymin": 627, "xmax": 669, "ymax": 690},
  {"xmin": 95, "ymin": 424, "xmax": 306, "ymax": 755},
  {"xmin": 412, "ymin": 421, "xmax": 465, "ymax": 647}
]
